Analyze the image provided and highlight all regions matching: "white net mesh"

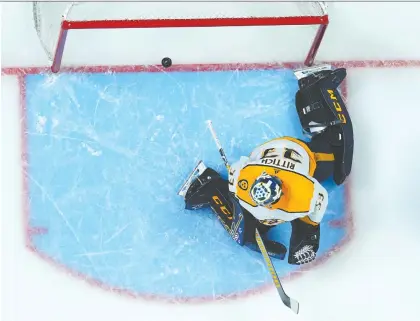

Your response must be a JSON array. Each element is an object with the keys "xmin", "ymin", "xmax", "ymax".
[{"xmin": 33, "ymin": 1, "xmax": 328, "ymax": 67}]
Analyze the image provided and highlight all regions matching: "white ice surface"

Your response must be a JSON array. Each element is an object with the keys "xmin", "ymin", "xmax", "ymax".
[{"xmin": 2, "ymin": 2, "xmax": 420, "ymax": 321}]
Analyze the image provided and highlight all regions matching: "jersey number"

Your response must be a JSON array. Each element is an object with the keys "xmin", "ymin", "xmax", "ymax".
[{"xmin": 283, "ymin": 148, "xmax": 303, "ymax": 163}]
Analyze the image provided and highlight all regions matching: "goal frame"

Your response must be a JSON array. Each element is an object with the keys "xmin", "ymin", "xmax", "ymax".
[{"xmin": 34, "ymin": 2, "xmax": 329, "ymax": 73}]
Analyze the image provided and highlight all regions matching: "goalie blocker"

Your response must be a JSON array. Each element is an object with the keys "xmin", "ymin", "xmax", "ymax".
[{"xmin": 178, "ymin": 65, "xmax": 353, "ymax": 263}]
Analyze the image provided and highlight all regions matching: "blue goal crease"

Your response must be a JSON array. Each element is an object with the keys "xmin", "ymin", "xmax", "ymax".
[{"xmin": 24, "ymin": 69, "xmax": 348, "ymax": 299}]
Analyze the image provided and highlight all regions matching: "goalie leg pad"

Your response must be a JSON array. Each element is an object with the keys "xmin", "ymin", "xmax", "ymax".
[
  {"xmin": 178, "ymin": 161, "xmax": 207, "ymax": 197},
  {"xmin": 295, "ymin": 67, "xmax": 354, "ymax": 185},
  {"xmin": 182, "ymin": 165, "xmax": 226, "ymax": 210},
  {"xmin": 180, "ymin": 162, "xmax": 247, "ymax": 244}
]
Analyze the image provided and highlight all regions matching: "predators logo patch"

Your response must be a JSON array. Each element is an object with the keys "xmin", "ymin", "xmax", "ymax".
[{"xmin": 238, "ymin": 179, "xmax": 248, "ymax": 190}]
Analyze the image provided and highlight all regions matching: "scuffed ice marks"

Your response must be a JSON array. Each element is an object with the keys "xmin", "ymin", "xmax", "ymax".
[
  {"xmin": 34, "ymin": 113, "xmax": 60, "ymax": 135},
  {"xmin": 81, "ymin": 142, "xmax": 102, "ymax": 157},
  {"xmin": 35, "ymin": 115, "xmax": 47, "ymax": 133}
]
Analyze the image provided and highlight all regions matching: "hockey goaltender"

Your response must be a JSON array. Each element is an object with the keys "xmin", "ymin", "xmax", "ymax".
[{"xmin": 178, "ymin": 65, "xmax": 353, "ymax": 265}]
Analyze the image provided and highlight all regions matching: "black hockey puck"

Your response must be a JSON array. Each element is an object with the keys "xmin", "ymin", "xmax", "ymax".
[{"xmin": 161, "ymin": 57, "xmax": 172, "ymax": 68}]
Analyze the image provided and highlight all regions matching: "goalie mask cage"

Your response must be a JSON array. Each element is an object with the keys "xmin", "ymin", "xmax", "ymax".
[{"xmin": 33, "ymin": 2, "xmax": 329, "ymax": 73}]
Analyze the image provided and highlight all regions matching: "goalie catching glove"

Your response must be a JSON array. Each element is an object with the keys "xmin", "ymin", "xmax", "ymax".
[{"xmin": 288, "ymin": 218, "xmax": 320, "ymax": 265}]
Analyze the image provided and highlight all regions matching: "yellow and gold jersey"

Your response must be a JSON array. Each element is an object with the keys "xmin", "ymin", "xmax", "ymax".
[{"xmin": 228, "ymin": 137, "xmax": 328, "ymax": 226}]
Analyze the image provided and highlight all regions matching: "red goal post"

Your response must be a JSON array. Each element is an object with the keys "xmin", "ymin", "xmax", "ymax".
[{"xmin": 33, "ymin": 2, "xmax": 329, "ymax": 73}]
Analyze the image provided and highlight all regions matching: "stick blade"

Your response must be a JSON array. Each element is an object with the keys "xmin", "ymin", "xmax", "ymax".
[
  {"xmin": 255, "ymin": 228, "xmax": 300, "ymax": 314},
  {"xmin": 289, "ymin": 297, "xmax": 300, "ymax": 314}
]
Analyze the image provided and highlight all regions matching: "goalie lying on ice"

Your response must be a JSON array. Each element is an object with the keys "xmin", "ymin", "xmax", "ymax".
[{"xmin": 178, "ymin": 65, "xmax": 353, "ymax": 265}]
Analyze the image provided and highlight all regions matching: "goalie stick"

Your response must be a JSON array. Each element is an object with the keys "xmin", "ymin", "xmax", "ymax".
[
  {"xmin": 206, "ymin": 120, "xmax": 299, "ymax": 314},
  {"xmin": 255, "ymin": 228, "xmax": 299, "ymax": 314},
  {"xmin": 206, "ymin": 120, "xmax": 230, "ymax": 171}
]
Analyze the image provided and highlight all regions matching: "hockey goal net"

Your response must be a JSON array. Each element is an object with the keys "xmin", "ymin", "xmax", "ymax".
[{"xmin": 33, "ymin": 2, "xmax": 329, "ymax": 73}]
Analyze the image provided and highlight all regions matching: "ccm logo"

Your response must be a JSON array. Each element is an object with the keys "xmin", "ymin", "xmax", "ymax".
[
  {"xmin": 212, "ymin": 196, "xmax": 233, "ymax": 220},
  {"xmin": 327, "ymin": 89, "xmax": 347, "ymax": 124}
]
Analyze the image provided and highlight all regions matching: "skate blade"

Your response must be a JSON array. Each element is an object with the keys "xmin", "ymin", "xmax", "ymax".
[
  {"xmin": 178, "ymin": 161, "xmax": 207, "ymax": 197},
  {"xmin": 294, "ymin": 64, "xmax": 332, "ymax": 80}
]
